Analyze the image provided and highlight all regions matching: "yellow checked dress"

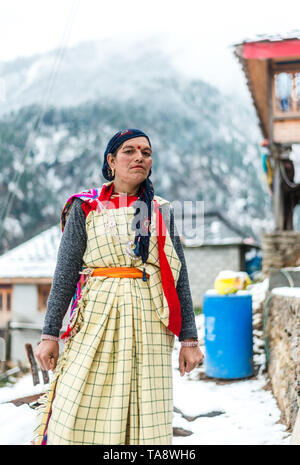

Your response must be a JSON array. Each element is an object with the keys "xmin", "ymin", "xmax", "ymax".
[{"xmin": 35, "ymin": 191, "xmax": 182, "ymax": 445}]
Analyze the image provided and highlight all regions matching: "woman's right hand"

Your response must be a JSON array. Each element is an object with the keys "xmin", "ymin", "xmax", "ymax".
[{"xmin": 34, "ymin": 340, "xmax": 59, "ymax": 371}]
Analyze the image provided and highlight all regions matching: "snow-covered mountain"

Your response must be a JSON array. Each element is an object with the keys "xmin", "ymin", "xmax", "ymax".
[
  {"xmin": 0, "ymin": 37, "xmax": 272, "ymax": 254},
  {"xmin": 0, "ymin": 36, "xmax": 205, "ymax": 116}
]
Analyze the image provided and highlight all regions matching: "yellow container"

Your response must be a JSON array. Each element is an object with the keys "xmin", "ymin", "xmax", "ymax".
[{"xmin": 214, "ymin": 271, "xmax": 251, "ymax": 295}]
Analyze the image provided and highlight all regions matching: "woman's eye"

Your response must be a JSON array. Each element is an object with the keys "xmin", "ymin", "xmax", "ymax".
[{"xmin": 124, "ymin": 149, "xmax": 151, "ymax": 156}]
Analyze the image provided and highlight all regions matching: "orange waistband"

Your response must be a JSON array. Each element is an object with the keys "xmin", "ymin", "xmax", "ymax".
[{"xmin": 91, "ymin": 266, "xmax": 149, "ymax": 279}]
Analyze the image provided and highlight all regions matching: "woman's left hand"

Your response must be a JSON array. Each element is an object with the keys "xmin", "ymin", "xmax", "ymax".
[{"xmin": 179, "ymin": 342, "xmax": 205, "ymax": 377}]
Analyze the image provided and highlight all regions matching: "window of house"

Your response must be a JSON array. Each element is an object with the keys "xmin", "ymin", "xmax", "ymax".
[
  {"xmin": 38, "ymin": 284, "xmax": 51, "ymax": 312},
  {"xmin": 0, "ymin": 285, "xmax": 12, "ymax": 312},
  {"xmin": 274, "ymin": 71, "xmax": 300, "ymax": 114}
]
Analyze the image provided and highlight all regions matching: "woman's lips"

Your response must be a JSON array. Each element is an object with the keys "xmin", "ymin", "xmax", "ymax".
[{"xmin": 131, "ymin": 166, "xmax": 145, "ymax": 170}]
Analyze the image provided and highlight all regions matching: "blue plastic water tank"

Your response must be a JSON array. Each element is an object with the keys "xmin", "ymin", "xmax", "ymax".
[{"xmin": 203, "ymin": 293, "xmax": 253, "ymax": 379}]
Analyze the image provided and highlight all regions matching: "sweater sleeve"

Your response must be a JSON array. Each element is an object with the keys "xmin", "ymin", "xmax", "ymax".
[
  {"xmin": 159, "ymin": 204, "xmax": 198, "ymax": 341},
  {"xmin": 42, "ymin": 197, "xmax": 87, "ymax": 337}
]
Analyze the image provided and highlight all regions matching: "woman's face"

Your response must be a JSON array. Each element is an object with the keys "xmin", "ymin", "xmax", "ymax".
[{"xmin": 107, "ymin": 136, "xmax": 152, "ymax": 185}]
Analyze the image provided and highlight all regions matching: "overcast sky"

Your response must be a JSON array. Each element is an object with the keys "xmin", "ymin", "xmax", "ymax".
[{"xmin": 1, "ymin": 0, "xmax": 300, "ymax": 98}]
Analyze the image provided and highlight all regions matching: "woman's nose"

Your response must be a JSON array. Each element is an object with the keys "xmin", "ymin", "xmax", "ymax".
[{"xmin": 135, "ymin": 150, "xmax": 143, "ymax": 161}]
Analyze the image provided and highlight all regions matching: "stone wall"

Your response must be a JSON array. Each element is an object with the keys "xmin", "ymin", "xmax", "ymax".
[
  {"xmin": 262, "ymin": 231, "xmax": 300, "ymax": 273},
  {"xmin": 265, "ymin": 293, "xmax": 300, "ymax": 430}
]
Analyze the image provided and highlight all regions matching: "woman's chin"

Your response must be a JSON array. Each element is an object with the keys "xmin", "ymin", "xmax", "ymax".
[{"xmin": 128, "ymin": 172, "xmax": 148, "ymax": 182}]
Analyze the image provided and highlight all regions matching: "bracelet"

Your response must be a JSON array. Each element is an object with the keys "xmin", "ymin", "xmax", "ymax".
[
  {"xmin": 181, "ymin": 340, "xmax": 199, "ymax": 347},
  {"xmin": 41, "ymin": 334, "xmax": 60, "ymax": 342}
]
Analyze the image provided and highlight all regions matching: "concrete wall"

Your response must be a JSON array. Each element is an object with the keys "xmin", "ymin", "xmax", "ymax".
[{"xmin": 183, "ymin": 245, "xmax": 241, "ymax": 307}]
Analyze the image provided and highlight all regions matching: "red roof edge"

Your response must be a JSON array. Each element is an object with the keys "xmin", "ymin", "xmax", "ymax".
[{"xmin": 243, "ymin": 39, "xmax": 300, "ymax": 59}]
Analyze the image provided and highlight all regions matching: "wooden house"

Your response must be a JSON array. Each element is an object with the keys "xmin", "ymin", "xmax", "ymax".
[{"xmin": 234, "ymin": 33, "xmax": 300, "ymax": 230}]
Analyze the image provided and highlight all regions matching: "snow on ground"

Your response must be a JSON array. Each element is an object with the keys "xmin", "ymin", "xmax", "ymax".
[
  {"xmin": 0, "ymin": 300, "xmax": 291, "ymax": 445},
  {"xmin": 0, "ymin": 358, "xmax": 290, "ymax": 445},
  {"xmin": 0, "ymin": 402, "xmax": 38, "ymax": 445},
  {"xmin": 0, "ymin": 362, "xmax": 290, "ymax": 445},
  {"xmin": 0, "ymin": 373, "xmax": 49, "ymax": 445},
  {"xmin": 271, "ymin": 286, "xmax": 300, "ymax": 297},
  {"xmin": 172, "ymin": 363, "xmax": 290, "ymax": 445},
  {"xmin": 171, "ymin": 313, "xmax": 290, "ymax": 445},
  {"xmin": 0, "ymin": 372, "xmax": 49, "ymax": 404}
]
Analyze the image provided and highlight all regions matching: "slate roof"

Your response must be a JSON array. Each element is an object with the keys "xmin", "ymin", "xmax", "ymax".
[{"xmin": 0, "ymin": 225, "xmax": 61, "ymax": 278}]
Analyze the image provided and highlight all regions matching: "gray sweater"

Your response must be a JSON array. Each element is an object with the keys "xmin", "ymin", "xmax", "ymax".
[{"xmin": 42, "ymin": 198, "xmax": 198, "ymax": 341}]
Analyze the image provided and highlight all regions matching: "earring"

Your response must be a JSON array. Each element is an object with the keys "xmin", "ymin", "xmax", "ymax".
[{"xmin": 109, "ymin": 166, "xmax": 115, "ymax": 178}]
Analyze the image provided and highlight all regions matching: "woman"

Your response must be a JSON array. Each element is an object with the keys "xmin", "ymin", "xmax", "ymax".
[{"xmin": 34, "ymin": 128, "xmax": 204, "ymax": 445}]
